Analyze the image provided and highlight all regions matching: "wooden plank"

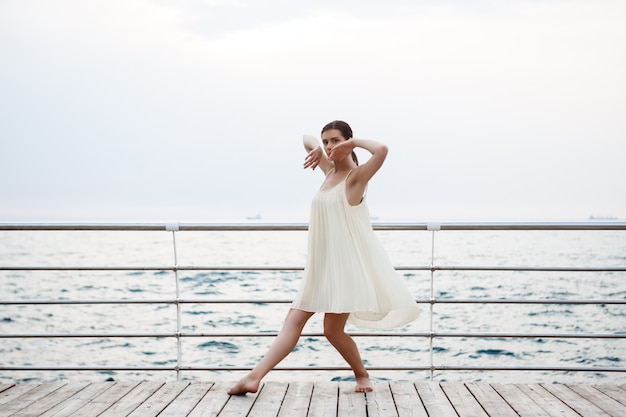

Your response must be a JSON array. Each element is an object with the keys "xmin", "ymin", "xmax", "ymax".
[
  {"xmin": 464, "ymin": 383, "xmax": 518, "ymax": 417},
  {"xmin": 593, "ymin": 384, "xmax": 626, "ymax": 406},
  {"xmin": 413, "ymin": 382, "xmax": 457, "ymax": 417},
  {"xmin": 0, "ymin": 382, "xmax": 67, "ymax": 417},
  {"xmin": 308, "ymin": 381, "xmax": 338, "ymax": 417},
  {"xmin": 366, "ymin": 381, "xmax": 394, "ymax": 417},
  {"xmin": 217, "ymin": 382, "xmax": 261, "ymax": 417},
  {"xmin": 337, "ymin": 381, "xmax": 366, "ymax": 417},
  {"xmin": 541, "ymin": 384, "xmax": 611, "ymax": 417},
  {"xmin": 126, "ymin": 381, "xmax": 190, "ymax": 417},
  {"xmin": 187, "ymin": 381, "xmax": 231, "ymax": 417},
  {"xmin": 65, "ymin": 382, "xmax": 141, "ymax": 417},
  {"xmin": 0, "ymin": 384, "xmax": 45, "ymax": 407},
  {"xmin": 567, "ymin": 384, "xmax": 626, "ymax": 417},
  {"xmin": 156, "ymin": 382, "xmax": 214, "ymax": 417},
  {"xmin": 249, "ymin": 381, "xmax": 288, "ymax": 416},
  {"xmin": 388, "ymin": 381, "xmax": 427, "ymax": 417},
  {"xmin": 277, "ymin": 381, "xmax": 314, "ymax": 417},
  {"xmin": 492, "ymin": 384, "xmax": 554, "ymax": 417},
  {"xmin": 363, "ymin": 381, "xmax": 396, "ymax": 417},
  {"xmin": 0, "ymin": 384, "xmax": 15, "ymax": 394},
  {"xmin": 10, "ymin": 382, "xmax": 90, "ymax": 417},
  {"xmin": 98, "ymin": 381, "xmax": 165, "ymax": 417},
  {"xmin": 36, "ymin": 382, "xmax": 116, "ymax": 417},
  {"xmin": 440, "ymin": 382, "xmax": 489, "ymax": 417},
  {"xmin": 516, "ymin": 384, "xmax": 580, "ymax": 417}
]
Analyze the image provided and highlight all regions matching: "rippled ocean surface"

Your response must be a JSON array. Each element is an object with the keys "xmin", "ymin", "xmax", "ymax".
[{"xmin": 1, "ymin": 226, "xmax": 625, "ymax": 384}]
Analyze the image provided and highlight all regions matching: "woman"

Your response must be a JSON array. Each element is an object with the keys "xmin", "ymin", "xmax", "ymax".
[{"xmin": 228, "ymin": 120, "xmax": 419, "ymax": 395}]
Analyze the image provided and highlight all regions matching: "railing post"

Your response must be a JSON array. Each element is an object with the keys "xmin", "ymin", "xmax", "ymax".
[
  {"xmin": 166, "ymin": 223, "xmax": 182, "ymax": 381},
  {"xmin": 427, "ymin": 222, "xmax": 441, "ymax": 381}
]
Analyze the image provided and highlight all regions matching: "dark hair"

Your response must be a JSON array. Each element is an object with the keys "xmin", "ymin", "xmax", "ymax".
[{"xmin": 321, "ymin": 120, "xmax": 358, "ymax": 165}]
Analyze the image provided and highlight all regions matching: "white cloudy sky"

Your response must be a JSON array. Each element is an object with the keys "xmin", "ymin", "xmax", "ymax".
[{"xmin": 1, "ymin": 0, "xmax": 625, "ymax": 222}]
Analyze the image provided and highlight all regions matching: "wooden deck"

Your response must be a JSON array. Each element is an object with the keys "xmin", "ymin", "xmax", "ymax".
[{"xmin": 1, "ymin": 380, "xmax": 625, "ymax": 416}]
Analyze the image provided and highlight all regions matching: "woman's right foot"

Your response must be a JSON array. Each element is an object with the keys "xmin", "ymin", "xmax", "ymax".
[
  {"xmin": 227, "ymin": 376, "xmax": 260, "ymax": 395},
  {"xmin": 355, "ymin": 376, "xmax": 373, "ymax": 393}
]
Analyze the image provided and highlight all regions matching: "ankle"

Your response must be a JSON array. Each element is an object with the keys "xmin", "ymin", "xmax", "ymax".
[{"xmin": 246, "ymin": 372, "xmax": 262, "ymax": 383}]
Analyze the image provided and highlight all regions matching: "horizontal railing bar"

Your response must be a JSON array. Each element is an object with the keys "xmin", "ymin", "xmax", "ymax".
[
  {"xmin": 432, "ymin": 332, "xmax": 626, "ymax": 339},
  {"xmin": 431, "ymin": 266, "xmax": 626, "ymax": 272},
  {"xmin": 432, "ymin": 299, "xmax": 626, "ymax": 305},
  {"xmin": 1, "ymin": 365, "xmax": 624, "ymax": 372},
  {"xmin": 434, "ymin": 223, "xmax": 626, "ymax": 231},
  {"xmin": 0, "ymin": 266, "xmax": 305, "ymax": 271},
  {"xmin": 2, "ymin": 298, "xmax": 625, "ymax": 305},
  {"xmin": 186, "ymin": 366, "xmax": 428, "ymax": 372},
  {"xmin": 0, "ymin": 333, "xmax": 177, "ymax": 338},
  {"xmin": 433, "ymin": 365, "xmax": 626, "ymax": 372},
  {"xmin": 0, "ymin": 299, "xmax": 180, "ymax": 305},
  {"xmin": 2, "ymin": 265, "xmax": 625, "ymax": 272},
  {"xmin": 1, "ymin": 221, "xmax": 625, "ymax": 232},
  {"xmin": 2, "ymin": 332, "xmax": 623, "ymax": 339},
  {"xmin": 0, "ymin": 223, "xmax": 309, "ymax": 232},
  {"xmin": 182, "ymin": 365, "xmax": 626, "ymax": 372},
  {"xmin": 0, "ymin": 366, "xmax": 180, "ymax": 371}
]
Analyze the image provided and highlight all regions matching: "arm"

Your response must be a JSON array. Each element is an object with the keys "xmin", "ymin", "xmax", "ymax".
[
  {"xmin": 303, "ymin": 134, "xmax": 333, "ymax": 174},
  {"xmin": 331, "ymin": 138, "xmax": 388, "ymax": 204},
  {"xmin": 331, "ymin": 138, "xmax": 388, "ymax": 184}
]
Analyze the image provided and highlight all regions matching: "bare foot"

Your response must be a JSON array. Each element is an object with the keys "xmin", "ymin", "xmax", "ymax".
[
  {"xmin": 355, "ymin": 376, "xmax": 373, "ymax": 393},
  {"xmin": 227, "ymin": 376, "xmax": 260, "ymax": 395}
]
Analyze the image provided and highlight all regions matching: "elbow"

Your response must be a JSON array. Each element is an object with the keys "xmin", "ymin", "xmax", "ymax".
[
  {"xmin": 303, "ymin": 134, "xmax": 318, "ymax": 151},
  {"xmin": 378, "ymin": 143, "xmax": 389, "ymax": 159}
]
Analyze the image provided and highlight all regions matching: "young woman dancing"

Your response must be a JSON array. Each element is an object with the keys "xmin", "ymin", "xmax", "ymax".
[{"xmin": 228, "ymin": 120, "xmax": 419, "ymax": 395}]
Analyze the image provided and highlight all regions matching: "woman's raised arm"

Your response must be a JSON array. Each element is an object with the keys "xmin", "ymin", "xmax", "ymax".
[
  {"xmin": 303, "ymin": 134, "xmax": 332, "ymax": 174},
  {"xmin": 330, "ymin": 138, "xmax": 388, "ymax": 205}
]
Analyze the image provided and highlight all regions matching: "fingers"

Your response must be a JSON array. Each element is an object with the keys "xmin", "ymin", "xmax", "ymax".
[
  {"xmin": 304, "ymin": 151, "xmax": 320, "ymax": 170},
  {"xmin": 328, "ymin": 147, "xmax": 349, "ymax": 162},
  {"xmin": 304, "ymin": 160, "xmax": 319, "ymax": 170}
]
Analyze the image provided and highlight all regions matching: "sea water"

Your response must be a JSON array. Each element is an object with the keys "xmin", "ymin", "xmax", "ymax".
[{"xmin": 1, "ymin": 227, "xmax": 625, "ymax": 384}]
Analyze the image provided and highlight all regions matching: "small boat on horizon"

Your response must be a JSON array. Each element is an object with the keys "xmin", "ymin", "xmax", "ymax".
[{"xmin": 588, "ymin": 215, "xmax": 618, "ymax": 220}]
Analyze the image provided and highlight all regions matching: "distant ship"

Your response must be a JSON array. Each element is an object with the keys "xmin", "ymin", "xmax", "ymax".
[{"xmin": 589, "ymin": 215, "xmax": 618, "ymax": 220}]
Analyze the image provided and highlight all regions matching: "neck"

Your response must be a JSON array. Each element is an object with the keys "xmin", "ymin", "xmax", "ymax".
[{"xmin": 334, "ymin": 159, "xmax": 356, "ymax": 172}]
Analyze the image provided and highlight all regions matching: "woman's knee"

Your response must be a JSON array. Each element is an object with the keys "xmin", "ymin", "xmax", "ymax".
[
  {"xmin": 323, "ymin": 321, "xmax": 347, "ymax": 343},
  {"xmin": 323, "ymin": 326, "xmax": 343, "ymax": 344}
]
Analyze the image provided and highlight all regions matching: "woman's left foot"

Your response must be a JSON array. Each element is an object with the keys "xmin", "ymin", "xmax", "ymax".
[{"xmin": 227, "ymin": 376, "xmax": 260, "ymax": 395}]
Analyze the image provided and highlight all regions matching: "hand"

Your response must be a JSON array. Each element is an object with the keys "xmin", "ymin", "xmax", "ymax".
[
  {"xmin": 304, "ymin": 146, "xmax": 323, "ymax": 170},
  {"xmin": 328, "ymin": 140, "xmax": 354, "ymax": 162}
]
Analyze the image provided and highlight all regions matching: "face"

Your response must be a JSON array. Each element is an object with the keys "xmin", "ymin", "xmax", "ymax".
[{"xmin": 321, "ymin": 129, "xmax": 346, "ymax": 156}]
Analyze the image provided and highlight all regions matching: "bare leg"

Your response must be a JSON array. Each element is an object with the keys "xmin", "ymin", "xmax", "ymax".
[
  {"xmin": 228, "ymin": 308, "xmax": 314, "ymax": 395},
  {"xmin": 323, "ymin": 313, "xmax": 373, "ymax": 393}
]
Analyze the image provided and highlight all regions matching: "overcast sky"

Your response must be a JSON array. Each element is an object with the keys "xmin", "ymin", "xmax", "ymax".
[{"xmin": 1, "ymin": 0, "xmax": 624, "ymax": 222}]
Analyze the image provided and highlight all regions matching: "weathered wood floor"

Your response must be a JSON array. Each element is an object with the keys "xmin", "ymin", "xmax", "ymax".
[{"xmin": 1, "ymin": 380, "xmax": 625, "ymax": 416}]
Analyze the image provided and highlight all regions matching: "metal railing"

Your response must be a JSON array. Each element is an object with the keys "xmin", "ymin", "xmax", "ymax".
[{"xmin": 1, "ymin": 221, "xmax": 626, "ymax": 381}]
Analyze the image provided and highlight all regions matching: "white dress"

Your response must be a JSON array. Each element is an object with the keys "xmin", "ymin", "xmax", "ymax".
[{"xmin": 291, "ymin": 171, "xmax": 420, "ymax": 329}]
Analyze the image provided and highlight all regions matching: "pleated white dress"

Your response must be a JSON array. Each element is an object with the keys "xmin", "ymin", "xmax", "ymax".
[{"xmin": 291, "ymin": 171, "xmax": 420, "ymax": 329}]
